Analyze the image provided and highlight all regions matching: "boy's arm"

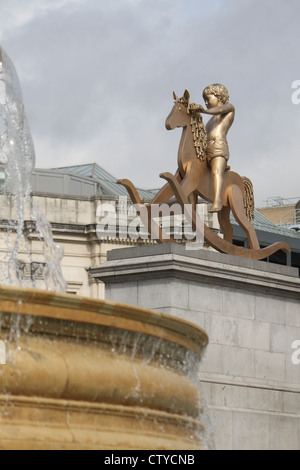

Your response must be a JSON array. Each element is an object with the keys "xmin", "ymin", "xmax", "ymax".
[
  {"xmin": 203, "ymin": 103, "xmax": 234, "ymax": 115},
  {"xmin": 189, "ymin": 103, "xmax": 234, "ymax": 115}
]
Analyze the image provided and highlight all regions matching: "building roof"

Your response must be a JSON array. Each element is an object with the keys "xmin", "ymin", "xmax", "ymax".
[
  {"xmin": 231, "ymin": 209, "xmax": 300, "ymax": 240},
  {"xmin": 51, "ymin": 163, "xmax": 159, "ymax": 200}
]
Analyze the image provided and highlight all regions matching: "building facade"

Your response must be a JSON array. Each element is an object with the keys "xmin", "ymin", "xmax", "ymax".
[{"xmin": 2, "ymin": 163, "xmax": 297, "ymax": 298}]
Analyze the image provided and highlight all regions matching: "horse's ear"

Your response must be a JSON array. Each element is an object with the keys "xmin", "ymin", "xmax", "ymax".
[
  {"xmin": 184, "ymin": 89, "xmax": 190, "ymax": 102},
  {"xmin": 173, "ymin": 91, "xmax": 178, "ymax": 102}
]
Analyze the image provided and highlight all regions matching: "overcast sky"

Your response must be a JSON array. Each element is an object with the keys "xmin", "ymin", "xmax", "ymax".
[{"xmin": 0, "ymin": 0, "xmax": 299, "ymax": 207}]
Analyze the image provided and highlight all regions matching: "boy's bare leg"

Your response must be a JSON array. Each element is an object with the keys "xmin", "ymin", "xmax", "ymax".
[{"xmin": 209, "ymin": 156, "xmax": 227, "ymax": 213}]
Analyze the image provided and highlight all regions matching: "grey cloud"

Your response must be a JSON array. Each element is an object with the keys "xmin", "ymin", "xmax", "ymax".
[{"xmin": 1, "ymin": 0, "xmax": 300, "ymax": 205}]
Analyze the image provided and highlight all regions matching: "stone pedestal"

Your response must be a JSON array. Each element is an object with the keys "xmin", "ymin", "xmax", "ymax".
[{"xmin": 90, "ymin": 244, "xmax": 300, "ymax": 450}]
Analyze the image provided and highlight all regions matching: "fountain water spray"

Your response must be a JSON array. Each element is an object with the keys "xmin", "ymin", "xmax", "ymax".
[{"xmin": 0, "ymin": 47, "xmax": 66, "ymax": 292}]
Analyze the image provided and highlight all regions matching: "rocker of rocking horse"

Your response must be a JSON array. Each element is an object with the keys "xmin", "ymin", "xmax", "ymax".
[{"xmin": 117, "ymin": 88, "xmax": 290, "ymax": 260}]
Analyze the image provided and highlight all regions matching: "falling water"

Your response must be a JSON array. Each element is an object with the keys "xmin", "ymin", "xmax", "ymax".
[
  {"xmin": 105, "ymin": 327, "xmax": 215, "ymax": 450},
  {"xmin": 0, "ymin": 47, "xmax": 66, "ymax": 292}
]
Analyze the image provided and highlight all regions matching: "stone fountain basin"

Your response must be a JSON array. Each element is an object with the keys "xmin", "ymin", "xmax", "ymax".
[{"xmin": 0, "ymin": 285, "xmax": 208, "ymax": 450}]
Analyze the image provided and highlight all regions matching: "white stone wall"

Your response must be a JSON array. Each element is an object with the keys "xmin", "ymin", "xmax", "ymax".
[
  {"xmin": 194, "ymin": 285, "xmax": 300, "ymax": 450},
  {"xmin": 0, "ymin": 194, "xmax": 138, "ymax": 296},
  {"xmin": 0, "ymin": 193, "xmax": 218, "ymax": 298}
]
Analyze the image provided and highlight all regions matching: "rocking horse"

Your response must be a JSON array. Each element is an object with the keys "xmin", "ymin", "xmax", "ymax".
[{"xmin": 118, "ymin": 90, "xmax": 290, "ymax": 260}]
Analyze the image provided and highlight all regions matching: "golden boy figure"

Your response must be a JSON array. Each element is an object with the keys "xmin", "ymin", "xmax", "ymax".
[{"xmin": 190, "ymin": 84, "xmax": 235, "ymax": 213}]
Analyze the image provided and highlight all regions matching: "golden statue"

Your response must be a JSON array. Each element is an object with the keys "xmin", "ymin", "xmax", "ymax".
[{"xmin": 118, "ymin": 88, "xmax": 290, "ymax": 260}]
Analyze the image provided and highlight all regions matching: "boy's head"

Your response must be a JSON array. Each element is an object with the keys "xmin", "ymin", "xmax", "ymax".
[{"xmin": 203, "ymin": 83, "xmax": 229, "ymax": 104}]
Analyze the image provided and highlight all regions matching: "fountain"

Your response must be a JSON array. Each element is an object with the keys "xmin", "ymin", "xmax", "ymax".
[{"xmin": 0, "ymin": 47, "xmax": 210, "ymax": 450}]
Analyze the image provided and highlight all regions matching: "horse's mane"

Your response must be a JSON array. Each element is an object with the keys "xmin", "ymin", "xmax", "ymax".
[
  {"xmin": 187, "ymin": 106, "xmax": 207, "ymax": 162},
  {"xmin": 176, "ymin": 96, "xmax": 207, "ymax": 161},
  {"xmin": 241, "ymin": 176, "xmax": 255, "ymax": 220}
]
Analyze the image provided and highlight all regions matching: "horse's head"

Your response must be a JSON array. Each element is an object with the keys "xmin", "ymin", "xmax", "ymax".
[{"xmin": 165, "ymin": 89, "xmax": 190, "ymax": 130}]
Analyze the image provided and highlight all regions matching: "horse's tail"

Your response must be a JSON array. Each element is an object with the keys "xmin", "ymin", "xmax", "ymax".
[{"xmin": 242, "ymin": 176, "xmax": 255, "ymax": 220}]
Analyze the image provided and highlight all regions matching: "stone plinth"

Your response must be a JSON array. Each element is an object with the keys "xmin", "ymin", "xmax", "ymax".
[{"xmin": 90, "ymin": 244, "xmax": 300, "ymax": 450}]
